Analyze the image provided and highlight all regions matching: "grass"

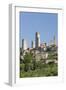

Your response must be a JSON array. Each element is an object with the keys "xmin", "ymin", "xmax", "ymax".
[{"xmin": 20, "ymin": 63, "xmax": 58, "ymax": 78}]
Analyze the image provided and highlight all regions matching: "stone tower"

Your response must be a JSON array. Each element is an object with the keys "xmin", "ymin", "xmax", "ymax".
[
  {"xmin": 35, "ymin": 32, "xmax": 40, "ymax": 48},
  {"xmin": 31, "ymin": 41, "xmax": 35, "ymax": 48},
  {"xmin": 22, "ymin": 39, "xmax": 27, "ymax": 50},
  {"xmin": 53, "ymin": 36, "xmax": 56, "ymax": 45}
]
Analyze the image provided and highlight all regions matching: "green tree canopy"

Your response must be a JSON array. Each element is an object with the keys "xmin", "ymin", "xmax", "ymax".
[{"xmin": 24, "ymin": 53, "xmax": 32, "ymax": 64}]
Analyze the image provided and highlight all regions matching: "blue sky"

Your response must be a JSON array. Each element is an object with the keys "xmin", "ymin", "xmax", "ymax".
[{"xmin": 20, "ymin": 12, "xmax": 58, "ymax": 48}]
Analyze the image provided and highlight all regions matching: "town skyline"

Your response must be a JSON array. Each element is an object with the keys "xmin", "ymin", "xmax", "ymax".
[
  {"xmin": 20, "ymin": 12, "xmax": 58, "ymax": 48},
  {"xmin": 21, "ymin": 32, "xmax": 56, "ymax": 50}
]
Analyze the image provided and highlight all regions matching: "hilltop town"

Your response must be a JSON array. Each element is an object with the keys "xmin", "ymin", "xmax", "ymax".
[
  {"xmin": 20, "ymin": 32, "xmax": 57, "ymax": 64},
  {"xmin": 20, "ymin": 32, "xmax": 58, "ymax": 77}
]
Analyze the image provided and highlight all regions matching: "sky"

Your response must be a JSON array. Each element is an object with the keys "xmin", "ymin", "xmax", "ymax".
[{"xmin": 20, "ymin": 12, "xmax": 58, "ymax": 48}]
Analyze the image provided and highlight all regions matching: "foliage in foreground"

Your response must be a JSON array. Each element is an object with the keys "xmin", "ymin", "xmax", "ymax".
[
  {"xmin": 20, "ymin": 53, "xmax": 58, "ymax": 78},
  {"xmin": 20, "ymin": 63, "xmax": 58, "ymax": 78}
]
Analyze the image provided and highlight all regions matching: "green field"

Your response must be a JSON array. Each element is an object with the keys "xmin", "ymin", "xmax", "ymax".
[{"xmin": 20, "ymin": 63, "xmax": 58, "ymax": 78}]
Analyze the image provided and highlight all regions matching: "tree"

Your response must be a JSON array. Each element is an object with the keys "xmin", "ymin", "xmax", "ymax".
[
  {"xmin": 32, "ymin": 59, "xmax": 36, "ymax": 70},
  {"xmin": 24, "ymin": 53, "xmax": 32, "ymax": 71}
]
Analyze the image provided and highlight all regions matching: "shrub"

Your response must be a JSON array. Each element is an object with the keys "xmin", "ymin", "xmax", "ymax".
[
  {"xmin": 32, "ymin": 59, "xmax": 37, "ymax": 70},
  {"xmin": 20, "ymin": 64, "xmax": 25, "ymax": 71},
  {"xmin": 24, "ymin": 53, "xmax": 33, "ymax": 71}
]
